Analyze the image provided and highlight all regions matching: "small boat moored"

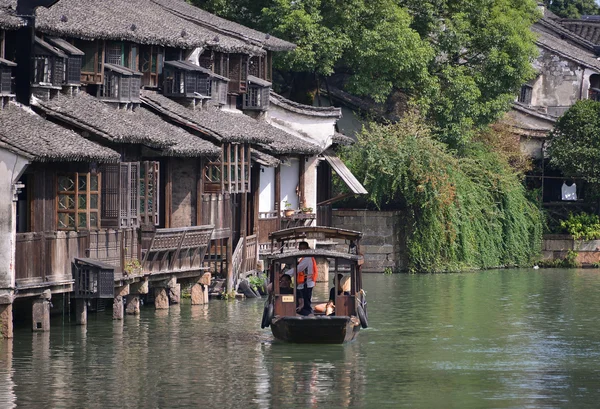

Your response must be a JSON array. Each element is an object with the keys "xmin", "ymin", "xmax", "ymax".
[{"xmin": 261, "ymin": 226, "xmax": 368, "ymax": 344}]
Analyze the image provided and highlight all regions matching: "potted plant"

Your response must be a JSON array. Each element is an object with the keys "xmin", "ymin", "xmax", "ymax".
[
  {"xmin": 301, "ymin": 206, "xmax": 313, "ymax": 214},
  {"xmin": 283, "ymin": 201, "xmax": 295, "ymax": 217}
]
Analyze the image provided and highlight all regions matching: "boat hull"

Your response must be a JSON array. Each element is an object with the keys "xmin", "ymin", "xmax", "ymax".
[{"xmin": 270, "ymin": 315, "xmax": 360, "ymax": 344}]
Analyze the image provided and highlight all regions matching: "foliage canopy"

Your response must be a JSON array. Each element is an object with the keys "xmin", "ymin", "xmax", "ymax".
[
  {"xmin": 190, "ymin": 0, "xmax": 540, "ymax": 145},
  {"xmin": 544, "ymin": 0, "xmax": 599, "ymax": 18},
  {"xmin": 548, "ymin": 100, "xmax": 600, "ymax": 185},
  {"xmin": 341, "ymin": 117, "xmax": 542, "ymax": 272}
]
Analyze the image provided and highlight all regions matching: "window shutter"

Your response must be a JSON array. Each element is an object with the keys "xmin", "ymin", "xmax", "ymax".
[
  {"xmin": 119, "ymin": 162, "xmax": 140, "ymax": 228},
  {"xmin": 100, "ymin": 164, "xmax": 120, "ymax": 228},
  {"xmin": 140, "ymin": 161, "xmax": 160, "ymax": 226}
]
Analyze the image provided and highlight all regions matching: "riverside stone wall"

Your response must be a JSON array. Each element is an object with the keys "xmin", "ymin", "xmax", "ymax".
[
  {"xmin": 331, "ymin": 210, "xmax": 406, "ymax": 272},
  {"xmin": 542, "ymin": 234, "xmax": 600, "ymax": 265}
]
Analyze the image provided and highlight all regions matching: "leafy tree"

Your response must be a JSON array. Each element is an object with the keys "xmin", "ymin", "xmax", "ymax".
[
  {"xmin": 548, "ymin": 100, "xmax": 600, "ymax": 186},
  {"xmin": 545, "ymin": 0, "xmax": 599, "ymax": 18},
  {"xmin": 191, "ymin": 0, "xmax": 540, "ymax": 146}
]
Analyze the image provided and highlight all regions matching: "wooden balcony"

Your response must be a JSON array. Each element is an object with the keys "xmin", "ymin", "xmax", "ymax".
[
  {"xmin": 15, "ymin": 225, "xmax": 213, "ymax": 295},
  {"xmin": 15, "ymin": 231, "xmax": 87, "ymax": 288},
  {"xmin": 257, "ymin": 211, "xmax": 316, "ymax": 254},
  {"xmin": 140, "ymin": 225, "xmax": 214, "ymax": 277}
]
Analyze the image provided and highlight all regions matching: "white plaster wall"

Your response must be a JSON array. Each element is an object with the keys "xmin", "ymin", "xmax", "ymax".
[
  {"xmin": 533, "ymin": 49, "xmax": 585, "ymax": 108},
  {"xmin": 268, "ymin": 104, "xmax": 337, "ymax": 148},
  {"xmin": 280, "ymin": 158, "xmax": 299, "ymax": 210},
  {"xmin": 303, "ymin": 155, "xmax": 318, "ymax": 226},
  {"xmin": 0, "ymin": 149, "xmax": 29, "ymax": 292},
  {"xmin": 258, "ymin": 166, "xmax": 275, "ymax": 213}
]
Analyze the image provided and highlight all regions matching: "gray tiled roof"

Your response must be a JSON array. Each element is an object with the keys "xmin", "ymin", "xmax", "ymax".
[
  {"xmin": 140, "ymin": 90, "xmax": 320, "ymax": 155},
  {"xmin": 270, "ymin": 91, "xmax": 342, "ymax": 118},
  {"xmin": 0, "ymin": 102, "xmax": 120, "ymax": 162},
  {"xmin": 0, "ymin": 0, "xmax": 265, "ymax": 55},
  {"xmin": 35, "ymin": 92, "xmax": 220, "ymax": 157},
  {"xmin": 0, "ymin": 4, "xmax": 24, "ymax": 30},
  {"xmin": 149, "ymin": 0, "xmax": 295, "ymax": 51},
  {"xmin": 533, "ymin": 26, "xmax": 600, "ymax": 71}
]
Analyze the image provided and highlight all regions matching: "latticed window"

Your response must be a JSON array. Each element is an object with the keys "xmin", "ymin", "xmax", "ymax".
[
  {"xmin": 102, "ymin": 70, "xmax": 119, "ymax": 99},
  {"xmin": 223, "ymin": 143, "xmax": 250, "ymax": 193},
  {"xmin": 106, "ymin": 42, "xmax": 123, "ymax": 66},
  {"xmin": 100, "ymin": 162, "xmax": 159, "ymax": 228},
  {"xmin": 204, "ymin": 156, "xmax": 222, "ymax": 193},
  {"xmin": 57, "ymin": 173, "xmax": 100, "ymax": 231}
]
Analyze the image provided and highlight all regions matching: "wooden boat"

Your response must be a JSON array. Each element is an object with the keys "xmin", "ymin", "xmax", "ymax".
[{"xmin": 261, "ymin": 226, "xmax": 368, "ymax": 344}]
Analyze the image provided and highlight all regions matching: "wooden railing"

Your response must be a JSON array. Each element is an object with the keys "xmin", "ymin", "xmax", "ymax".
[
  {"xmin": 231, "ymin": 234, "xmax": 259, "ymax": 287},
  {"xmin": 141, "ymin": 225, "xmax": 214, "ymax": 273},
  {"xmin": 231, "ymin": 237, "xmax": 244, "ymax": 285},
  {"xmin": 87, "ymin": 228, "xmax": 138, "ymax": 269},
  {"xmin": 244, "ymin": 235, "xmax": 258, "ymax": 273},
  {"xmin": 15, "ymin": 231, "xmax": 89, "ymax": 286}
]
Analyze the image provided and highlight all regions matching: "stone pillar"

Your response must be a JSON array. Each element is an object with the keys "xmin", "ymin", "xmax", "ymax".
[
  {"xmin": 0, "ymin": 303, "xmax": 13, "ymax": 339},
  {"xmin": 32, "ymin": 298, "xmax": 50, "ymax": 332},
  {"xmin": 154, "ymin": 288, "xmax": 169, "ymax": 310},
  {"xmin": 315, "ymin": 257, "xmax": 329, "ymax": 283},
  {"xmin": 113, "ymin": 284, "xmax": 129, "ymax": 320},
  {"xmin": 191, "ymin": 284, "xmax": 204, "ymax": 305},
  {"xmin": 167, "ymin": 279, "xmax": 180, "ymax": 305},
  {"xmin": 125, "ymin": 295, "xmax": 140, "ymax": 315},
  {"xmin": 75, "ymin": 299, "xmax": 87, "ymax": 325},
  {"xmin": 191, "ymin": 272, "xmax": 211, "ymax": 306}
]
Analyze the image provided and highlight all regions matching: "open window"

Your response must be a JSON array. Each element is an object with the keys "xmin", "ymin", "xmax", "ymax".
[
  {"xmin": 243, "ymin": 75, "xmax": 271, "ymax": 111},
  {"xmin": 518, "ymin": 84, "xmax": 533, "ymax": 105},
  {"xmin": 33, "ymin": 37, "xmax": 67, "ymax": 87},
  {"xmin": 139, "ymin": 45, "xmax": 163, "ymax": 88},
  {"xmin": 46, "ymin": 37, "xmax": 84, "ymax": 85},
  {"xmin": 590, "ymin": 74, "xmax": 600, "ymax": 101},
  {"xmin": 74, "ymin": 39, "xmax": 103, "ymax": 84},
  {"xmin": 100, "ymin": 161, "xmax": 160, "ymax": 228}
]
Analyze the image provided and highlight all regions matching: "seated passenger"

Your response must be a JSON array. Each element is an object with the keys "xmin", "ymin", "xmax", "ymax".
[
  {"xmin": 267, "ymin": 272, "xmax": 294, "ymax": 295},
  {"xmin": 315, "ymin": 274, "xmax": 351, "ymax": 315},
  {"xmin": 279, "ymin": 273, "xmax": 293, "ymax": 295}
]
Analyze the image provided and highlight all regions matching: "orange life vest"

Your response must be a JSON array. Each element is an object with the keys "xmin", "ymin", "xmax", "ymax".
[{"xmin": 297, "ymin": 257, "xmax": 318, "ymax": 284}]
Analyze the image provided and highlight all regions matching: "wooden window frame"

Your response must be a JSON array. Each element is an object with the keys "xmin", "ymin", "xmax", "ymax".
[
  {"xmin": 139, "ymin": 161, "xmax": 160, "ymax": 226},
  {"xmin": 57, "ymin": 172, "xmax": 101, "ymax": 231},
  {"xmin": 75, "ymin": 39, "xmax": 104, "ymax": 84},
  {"xmin": 519, "ymin": 85, "xmax": 533, "ymax": 105}
]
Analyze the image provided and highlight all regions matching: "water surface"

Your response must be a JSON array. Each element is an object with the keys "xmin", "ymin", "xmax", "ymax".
[{"xmin": 2, "ymin": 268, "xmax": 600, "ymax": 408}]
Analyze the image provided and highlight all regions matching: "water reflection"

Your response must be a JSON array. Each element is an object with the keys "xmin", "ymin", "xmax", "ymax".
[
  {"xmin": 255, "ymin": 341, "xmax": 366, "ymax": 409},
  {"xmin": 5, "ymin": 269, "xmax": 600, "ymax": 408}
]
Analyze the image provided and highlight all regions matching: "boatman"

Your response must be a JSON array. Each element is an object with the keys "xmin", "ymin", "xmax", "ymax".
[{"xmin": 287, "ymin": 241, "xmax": 318, "ymax": 316}]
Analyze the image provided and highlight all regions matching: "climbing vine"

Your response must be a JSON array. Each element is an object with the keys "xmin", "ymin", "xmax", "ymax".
[{"xmin": 341, "ymin": 115, "xmax": 542, "ymax": 272}]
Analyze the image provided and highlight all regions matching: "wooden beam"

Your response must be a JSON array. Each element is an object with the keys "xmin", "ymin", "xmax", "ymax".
[
  {"xmin": 196, "ymin": 157, "xmax": 203, "ymax": 226},
  {"xmin": 275, "ymin": 164, "xmax": 281, "ymax": 223},
  {"xmin": 165, "ymin": 158, "xmax": 172, "ymax": 228},
  {"xmin": 299, "ymin": 155, "xmax": 305, "ymax": 208}
]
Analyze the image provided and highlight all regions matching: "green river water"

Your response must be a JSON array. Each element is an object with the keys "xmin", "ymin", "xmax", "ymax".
[{"xmin": 2, "ymin": 268, "xmax": 600, "ymax": 408}]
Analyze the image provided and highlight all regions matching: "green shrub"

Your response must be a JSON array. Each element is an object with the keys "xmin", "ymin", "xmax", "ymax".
[
  {"xmin": 560, "ymin": 212, "xmax": 600, "ymax": 240},
  {"xmin": 341, "ymin": 116, "xmax": 542, "ymax": 272}
]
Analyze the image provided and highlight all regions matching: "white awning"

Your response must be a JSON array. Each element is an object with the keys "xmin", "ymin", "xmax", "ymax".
[{"xmin": 320, "ymin": 149, "xmax": 367, "ymax": 195}]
